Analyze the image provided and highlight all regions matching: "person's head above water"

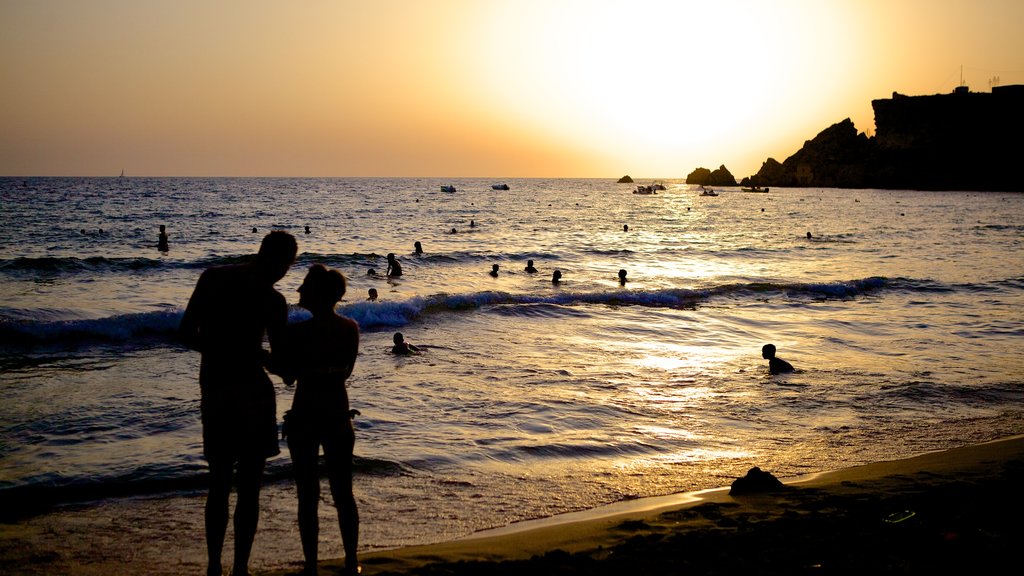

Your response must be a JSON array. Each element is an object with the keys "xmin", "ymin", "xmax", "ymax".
[
  {"xmin": 367, "ymin": 288, "xmax": 378, "ymax": 301},
  {"xmin": 387, "ymin": 253, "xmax": 397, "ymax": 261},
  {"xmin": 761, "ymin": 344, "xmax": 777, "ymax": 359},
  {"xmin": 414, "ymin": 241, "xmax": 422, "ymax": 253},
  {"xmin": 297, "ymin": 264, "xmax": 346, "ymax": 313},
  {"xmin": 618, "ymin": 269, "xmax": 627, "ymax": 280},
  {"xmin": 552, "ymin": 269, "xmax": 562, "ymax": 283},
  {"xmin": 255, "ymin": 230, "xmax": 298, "ymax": 282},
  {"xmin": 393, "ymin": 332, "xmax": 405, "ymax": 345}
]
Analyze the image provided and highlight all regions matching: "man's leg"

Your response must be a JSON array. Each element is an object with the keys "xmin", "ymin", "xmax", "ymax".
[
  {"xmin": 231, "ymin": 456, "xmax": 266, "ymax": 576},
  {"xmin": 206, "ymin": 457, "xmax": 233, "ymax": 576}
]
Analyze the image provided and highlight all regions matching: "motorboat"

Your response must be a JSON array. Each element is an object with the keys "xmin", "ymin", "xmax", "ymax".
[
  {"xmin": 650, "ymin": 182, "xmax": 666, "ymax": 191},
  {"xmin": 634, "ymin": 185, "xmax": 657, "ymax": 195},
  {"xmin": 699, "ymin": 186, "xmax": 718, "ymax": 197},
  {"xmin": 491, "ymin": 183, "xmax": 510, "ymax": 190},
  {"xmin": 440, "ymin": 185, "xmax": 457, "ymax": 193},
  {"xmin": 741, "ymin": 186, "xmax": 769, "ymax": 193}
]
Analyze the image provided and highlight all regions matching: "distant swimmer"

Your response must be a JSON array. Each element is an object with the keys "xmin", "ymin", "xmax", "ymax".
[
  {"xmin": 489, "ymin": 264, "xmax": 499, "ymax": 277},
  {"xmin": 367, "ymin": 288, "xmax": 378, "ymax": 301},
  {"xmin": 470, "ymin": 220, "xmax": 476, "ymax": 228},
  {"xmin": 552, "ymin": 270, "xmax": 562, "ymax": 284},
  {"xmin": 414, "ymin": 241, "xmax": 423, "ymax": 255},
  {"xmin": 806, "ymin": 231, "xmax": 812, "ymax": 239},
  {"xmin": 158, "ymin": 225, "xmax": 169, "ymax": 252},
  {"xmin": 386, "ymin": 253, "xmax": 402, "ymax": 277},
  {"xmin": 304, "ymin": 225, "xmax": 311, "ymax": 235},
  {"xmin": 367, "ymin": 268, "xmax": 378, "ymax": 276},
  {"xmin": 618, "ymin": 269, "xmax": 628, "ymax": 285},
  {"xmin": 253, "ymin": 227, "xmax": 258, "ymax": 233},
  {"xmin": 762, "ymin": 344, "xmax": 795, "ymax": 375},
  {"xmin": 623, "ymin": 224, "xmax": 629, "ymax": 232},
  {"xmin": 449, "ymin": 228, "xmax": 458, "ymax": 234},
  {"xmin": 391, "ymin": 332, "xmax": 420, "ymax": 355},
  {"xmin": 524, "ymin": 260, "xmax": 538, "ymax": 273}
]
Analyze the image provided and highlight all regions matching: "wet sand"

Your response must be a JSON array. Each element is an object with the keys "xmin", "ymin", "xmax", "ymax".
[
  {"xmin": 2, "ymin": 436, "xmax": 1021, "ymax": 575},
  {"xmin": 287, "ymin": 435, "xmax": 1024, "ymax": 576}
]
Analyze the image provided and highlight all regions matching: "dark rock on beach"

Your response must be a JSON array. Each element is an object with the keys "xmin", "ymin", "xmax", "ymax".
[{"xmin": 729, "ymin": 466, "xmax": 785, "ymax": 495}]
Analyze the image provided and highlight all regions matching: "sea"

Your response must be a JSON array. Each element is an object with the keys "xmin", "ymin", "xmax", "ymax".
[{"xmin": 1, "ymin": 177, "xmax": 1022, "ymax": 574}]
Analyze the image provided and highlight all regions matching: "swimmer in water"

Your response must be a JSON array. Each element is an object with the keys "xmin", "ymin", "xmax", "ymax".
[
  {"xmin": 552, "ymin": 270, "xmax": 562, "ymax": 284},
  {"xmin": 386, "ymin": 253, "xmax": 402, "ymax": 277},
  {"xmin": 391, "ymin": 332, "xmax": 420, "ymax": 355},
  {"xmin": 158, "ymin": 225, "xmax": 169, "ymax": 252},
  {"xmin": 414, "ymin": 241, "xmax": 423, "ymax": 255},
  {"xmin": 761, "ymin": 344, "xmax": 795, "ymax": 375},
  {"xmin": 618, "ymin": 269, "xmax": 628, "ymax": 285},
  {"xmin": 524, "ymin": 260, "xmax": 538, "ymax": 273},
  {"xmin": 489, "ymin": 264, "xmax": 499, "ymax": 277},
  {"xmin": 367, "ymin": 288, "xmax": 378, "ymax": 301}
]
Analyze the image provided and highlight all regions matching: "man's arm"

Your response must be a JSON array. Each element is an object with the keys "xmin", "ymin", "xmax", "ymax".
[
  {"xmin": 177, "ymin": 271, "xmax": 210, "ymax": 352},
  {"xmin": 265, "ymin": 291, "xmax": 293, "ymax": 382}
]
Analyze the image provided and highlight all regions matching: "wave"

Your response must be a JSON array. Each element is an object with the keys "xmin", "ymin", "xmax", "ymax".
[
  {"xmin": 0, "ymin": 250, "xmax": 572, "ymax": 276},
  {"xmin": 0, "ymin": 454, "xmax": 410, "ymax": 521},
  {"xmin": 5, "ymin": 276, "xmax": 1011, "ymax": 348}
]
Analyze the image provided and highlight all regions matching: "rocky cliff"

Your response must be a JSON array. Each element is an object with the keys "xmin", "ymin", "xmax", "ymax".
[{"xmin": 743, "ymin": 85, "xmax": 1024, "ymax": 191}]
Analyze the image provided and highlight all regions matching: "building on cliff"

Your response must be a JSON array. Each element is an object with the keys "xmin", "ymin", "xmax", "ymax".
[{"xmin": 747, "ymin": 85, "xmax": 1024, "ymax": 191}]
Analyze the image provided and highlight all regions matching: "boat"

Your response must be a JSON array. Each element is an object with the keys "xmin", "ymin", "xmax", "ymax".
[
  {"xmin": 440, "ymin": 185, "xmax": 456, "ymax": 193},
  {"xmin": 741, "ymin": 186, "xmax": 769, "ymax": 193},
  {"xmin": 633, "ymin": 185, "xmax": 657, "ymax": 195},
  {"xmin": 650, "ymin": 182, "xmax": 666, "ymax": 191},
  {"xmin": 699, "ymin": 186, "xmax": 718, "ymax": 197},
  {"xmin": 491, "ymin": 183, "xmax": 510, "ymax": 190}
]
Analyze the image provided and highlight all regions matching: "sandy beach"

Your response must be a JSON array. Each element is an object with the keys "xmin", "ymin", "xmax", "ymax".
[
  {"xmin": 1, "ymin": 435, "xmax": 1022, "ymax": 575},
  {"xmin": 273, "ymin": 435, "xmax": 1024, "ymax": 576}
]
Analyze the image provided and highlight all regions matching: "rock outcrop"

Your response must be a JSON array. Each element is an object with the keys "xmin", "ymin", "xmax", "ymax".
[
  {"xmin": 686, "ymin": 165, "xmax": 737, "ymax": 186},
  {"xmin": 617, "ymin": 175, "xmax": 634, "ymax": 183}
]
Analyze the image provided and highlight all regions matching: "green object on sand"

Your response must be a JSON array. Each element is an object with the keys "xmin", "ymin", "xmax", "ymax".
[{"xmin": 884, "ymin": 510, "xmax": 916, "ymax": 524}]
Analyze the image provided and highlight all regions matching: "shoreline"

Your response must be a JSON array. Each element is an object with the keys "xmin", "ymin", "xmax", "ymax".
[
  {"xmin": 1, "ymin": 435, "xmax": 1021, "ymax": 575},
  {"xmin": 286, "ymin": 435, "xmax": 1024, "ymax": 576}
]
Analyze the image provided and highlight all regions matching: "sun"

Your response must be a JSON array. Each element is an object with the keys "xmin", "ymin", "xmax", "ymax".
[{"xmin": 462, "ymin": 0, "xmax": 861, "ymax": 176}]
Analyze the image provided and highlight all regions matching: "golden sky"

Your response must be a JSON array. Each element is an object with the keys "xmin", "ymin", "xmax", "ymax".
[{"xmin": 2, "ymin": 0, "xmax": 1021, "ymax": 178}]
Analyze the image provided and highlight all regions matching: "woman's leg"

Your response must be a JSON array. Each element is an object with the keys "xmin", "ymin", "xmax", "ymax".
[
  {"xmin": 323, "ymin": 421, "xmax": 359, "ymax": 575},
  {"xmin": 288, "ymin": 425, "xmax": 321, "ymax": 574}
]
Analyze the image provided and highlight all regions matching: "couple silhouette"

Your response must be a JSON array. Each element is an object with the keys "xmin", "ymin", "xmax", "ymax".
[{"xmin": 179, "ymin": 231, "xmax": 359, "ymax": 576}]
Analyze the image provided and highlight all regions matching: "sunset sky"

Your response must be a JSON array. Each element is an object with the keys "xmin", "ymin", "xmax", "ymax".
[{"xmin": 2, "ymin": 0, "xmax": 1021, "ymax": 179}]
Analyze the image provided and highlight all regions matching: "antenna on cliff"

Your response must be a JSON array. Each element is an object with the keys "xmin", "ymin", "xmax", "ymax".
[{"xmin": 953, "ymin": 65, "xmax": 969, "ymax": 94}]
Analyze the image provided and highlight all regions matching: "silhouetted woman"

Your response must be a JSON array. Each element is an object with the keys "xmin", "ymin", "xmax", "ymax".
[{"xmin": 279, "ymin": 264, "xmax": 360, "ymax": 576}]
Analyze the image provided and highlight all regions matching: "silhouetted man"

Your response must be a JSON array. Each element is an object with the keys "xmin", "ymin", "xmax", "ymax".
[{"xmin": 179, "ymin": 230, "xmax": 297, "ymax": 576}]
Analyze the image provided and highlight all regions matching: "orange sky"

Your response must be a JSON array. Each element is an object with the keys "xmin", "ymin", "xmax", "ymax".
[{"xmin": 1, "ymin": 0, "xmax": 1022, "ymax": 178}]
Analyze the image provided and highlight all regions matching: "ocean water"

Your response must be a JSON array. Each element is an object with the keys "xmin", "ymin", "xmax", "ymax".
[{"xmin": 1, "ymin": 177, "xmax": 1023, "ymax": 571}]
